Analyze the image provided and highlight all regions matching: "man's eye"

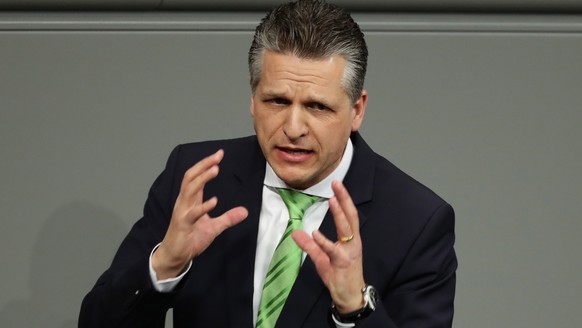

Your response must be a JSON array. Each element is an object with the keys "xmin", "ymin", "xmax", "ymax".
[
  {"xmin": 269, "ymin": 98, "xmax": 289, "ymax": 105},
  {"xmin": 309, "ymin": 102, "xmax": 329, "ymax": 111}
]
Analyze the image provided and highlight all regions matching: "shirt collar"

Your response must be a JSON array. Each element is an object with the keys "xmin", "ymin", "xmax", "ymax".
[{"xmin": 264, "ymin": 138, "xmax": 353, "ymax": 198}]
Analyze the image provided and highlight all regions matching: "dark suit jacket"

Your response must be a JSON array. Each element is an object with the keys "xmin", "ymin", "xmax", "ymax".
[{"xmin": 79, "ymin": 132, "xmax": 457, "ymax": 328}]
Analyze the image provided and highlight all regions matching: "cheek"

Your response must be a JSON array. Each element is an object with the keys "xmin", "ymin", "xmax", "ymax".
[
  {"xmin": 254, "ymin": 114, "xmax": 279, "ymax": 139},
  {"xmin": 316, "ymin": 123, "xmax": 351, "ymax": 154},
  {"xmin": 315, "ymin": 126, "xmax": 343, "ymax": 147}
]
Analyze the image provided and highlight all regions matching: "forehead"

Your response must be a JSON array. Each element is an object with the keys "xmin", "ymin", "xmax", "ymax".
[{"xmin": 258, "ymin": 51, "xmax": 347, "ymax": 96}]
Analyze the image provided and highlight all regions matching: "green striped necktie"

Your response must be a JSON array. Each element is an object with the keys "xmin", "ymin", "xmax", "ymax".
[{"xmin": 256, "ymin": 188, "xmax": 321, "ymax": 328}]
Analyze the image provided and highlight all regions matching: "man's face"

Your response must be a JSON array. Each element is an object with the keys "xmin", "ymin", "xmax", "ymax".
[{"xmin": 251, "ymin": 51, "xmax": 367, "ymax": 189}]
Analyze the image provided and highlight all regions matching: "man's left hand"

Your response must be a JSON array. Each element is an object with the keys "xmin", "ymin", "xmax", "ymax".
[{"xmin": 292, "ymin": 180, "xmax": 366, "ymax": 314}]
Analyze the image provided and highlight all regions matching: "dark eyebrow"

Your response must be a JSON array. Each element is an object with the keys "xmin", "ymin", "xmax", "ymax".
[
  {"xmin": 260, "ymin": 90, "xmax": 333, "ymax": 107},
  {"xmin": 304, "ymin": 96, "xmax": 331, "ymax": 107},
  {"xmin": 261, "ymin": 90, "xmax": 286, "ymax": 98}
]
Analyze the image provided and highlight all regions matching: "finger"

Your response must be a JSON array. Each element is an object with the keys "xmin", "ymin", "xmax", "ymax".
[
  {"xmin": 312, "ymin": 230, "xmax": 340, "ymax": 257},
  {"xmin": 292, "ymin": 230, "xmax": 332, "ymax": 274},
  {"xmin": 208, "ymin": 206, "xmax": 248, "ymax": 235},
  {"xmin": 180, "ymin": 149, "xmax": 224, "ymax": 191},
  {"xmin": 184, "ymin": 196, "xmax": 218, "ymax": 223},
  {"xmin": 292, "ymin": 230, "xmax": 315, "ymax": 253},
  {"xmin": 179, "ymin": 150, "xmax": 226, "ymax": 203},
  {"xmin": 180, "ymin": 164, "xmax": 220, "ymax": 204},
  {"xmin": 292, "ymin": 229, "xmax": 309, "ymax": 245},
  {"xmin": 296, "ymin": 230, "xmax": 340, "ymax": 260},
  {"xmin": 292, "ymin": 230, "xmax": 328, "ymax": 263},
  {"xmin": 329, "ymin": 196, "xmax": 353, "ymax": 242},
  {"xmin": 291, "ymin": 230, "xmax": 333, "ymax": 286},
  {"xmin": 331, "ymin": 181, "xmax": 360, "ymax": 235}
]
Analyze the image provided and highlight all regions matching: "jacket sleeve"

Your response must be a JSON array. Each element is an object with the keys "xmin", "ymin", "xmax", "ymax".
[
  {"xmin": 358, "ymin": 203, "xmax": 457, "ymax": 328},
  {"xmin": 79, "ymin": 146, "xmax": 185, "ymax": 328}
]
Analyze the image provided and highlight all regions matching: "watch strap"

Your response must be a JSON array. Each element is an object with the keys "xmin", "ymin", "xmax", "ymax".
[{"xmin": 330, "ymin": 285, "xmax": 377, "ymax": 324}]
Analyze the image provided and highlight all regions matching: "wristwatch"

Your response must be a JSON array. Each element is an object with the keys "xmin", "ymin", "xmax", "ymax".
[{"xmin": 331, "ymin": 285, "xmax": 378, "ymax": 324}]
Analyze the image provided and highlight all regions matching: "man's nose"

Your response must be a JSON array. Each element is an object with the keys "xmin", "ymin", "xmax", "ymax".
[{"xmin": 282, "ymin": 106, "xmax": 308, "ymax": 140}]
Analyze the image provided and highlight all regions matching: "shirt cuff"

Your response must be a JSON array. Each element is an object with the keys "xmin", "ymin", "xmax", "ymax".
[
  {"xmin": 331, "ymin": 312, "xmax": 356, "ymax": 328},
  {"xmin": 148, "ymin": 243, "xmax": 192, "ymax": 293}
]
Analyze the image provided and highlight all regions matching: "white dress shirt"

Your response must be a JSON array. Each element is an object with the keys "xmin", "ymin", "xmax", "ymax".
[{"xmin": 149, "ymin": 139, "xmax": 354, "ymax": 327}]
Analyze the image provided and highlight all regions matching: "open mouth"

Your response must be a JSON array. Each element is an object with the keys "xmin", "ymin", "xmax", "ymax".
[{"xmin": 278, "ymin": 147, "xmax": 313, "ymax": 155}]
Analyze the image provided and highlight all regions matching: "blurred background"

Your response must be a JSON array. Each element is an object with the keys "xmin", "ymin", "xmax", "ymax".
[{"xmin": 1, "ymin": 1, "xmax": 581, "ymax": 327}]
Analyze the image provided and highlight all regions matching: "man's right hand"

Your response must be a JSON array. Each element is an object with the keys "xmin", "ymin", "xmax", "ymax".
[{"xmin": 152, "ymin": 149, "xmax": 248, "ymax": 280}]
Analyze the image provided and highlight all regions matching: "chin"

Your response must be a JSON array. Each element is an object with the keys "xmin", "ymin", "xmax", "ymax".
[{"xmin": 277, "ymin": 171, "xmax": 310, "ymax": 189}]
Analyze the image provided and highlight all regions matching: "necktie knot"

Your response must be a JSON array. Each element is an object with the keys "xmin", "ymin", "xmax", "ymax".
[{"xmin": 276, "ymin": 188, "xmax": 321, "ymax": 221}]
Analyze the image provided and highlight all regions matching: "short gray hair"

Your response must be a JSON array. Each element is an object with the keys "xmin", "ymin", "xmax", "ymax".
[{"xmin": 248, "ymin": 0, "xmax": 368, "ymax": 105}]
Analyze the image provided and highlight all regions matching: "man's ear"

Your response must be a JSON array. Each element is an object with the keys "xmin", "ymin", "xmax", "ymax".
[
  {"xmin": 351, "ymin": 90, "xmax": 368, "ymax": 131},
  {"xmin": 250, "ymin": 96, "xmax": 255, "ymax": 117}
]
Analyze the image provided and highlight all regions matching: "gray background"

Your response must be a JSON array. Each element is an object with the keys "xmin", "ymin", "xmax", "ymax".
[{"xmin": 1, "ymin": 1, "xmax": 581, "ymax": 327}]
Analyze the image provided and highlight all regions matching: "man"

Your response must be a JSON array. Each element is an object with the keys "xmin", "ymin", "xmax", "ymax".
[{"xmin": 79, "ymin": 1, "xmax": 457, "ymax": 327}]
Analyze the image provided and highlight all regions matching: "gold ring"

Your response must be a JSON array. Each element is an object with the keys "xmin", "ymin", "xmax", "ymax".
[{"xmin": 339, "ymin": 234, "xmax": 354, "ymax": 243}]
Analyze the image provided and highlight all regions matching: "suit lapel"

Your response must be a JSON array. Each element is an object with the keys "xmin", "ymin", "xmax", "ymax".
[
  {"xmin": 218, "ymin": 138, "xmax": 266, "ymax": 328},
  {"xmin": 275, "ymin": 132, "xmax": 377, "ymax": 327},
  {"xmin": 342, "ymin": 132, "xmax": 376, "ymax": 210}
]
